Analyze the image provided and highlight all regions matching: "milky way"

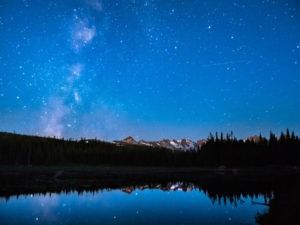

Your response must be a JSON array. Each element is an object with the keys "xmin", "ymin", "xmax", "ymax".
[{"xmin": 0, "ymin": 0, "xmax": 299, "ymax": 140}]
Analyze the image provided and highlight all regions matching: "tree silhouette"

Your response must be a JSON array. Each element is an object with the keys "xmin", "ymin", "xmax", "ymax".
[{"xmin": 0, "ymin": 130, "xmax": 299, "ymax": 167}]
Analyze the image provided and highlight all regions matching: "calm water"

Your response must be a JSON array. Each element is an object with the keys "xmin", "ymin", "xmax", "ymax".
[{"xmin": 0, "ymin": 184, "xmax": 270, "ymax": 225}]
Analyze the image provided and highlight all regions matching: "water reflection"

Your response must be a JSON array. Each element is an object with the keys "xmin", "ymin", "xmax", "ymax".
[{"xmin": 0, "ymin": 182, "xmax": 272, "ymax": 225}]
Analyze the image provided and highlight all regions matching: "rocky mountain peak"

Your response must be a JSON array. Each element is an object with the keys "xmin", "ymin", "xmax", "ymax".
[{"xmin": 122, "ymin": 136, "xmax": 137, "ymax": 144}]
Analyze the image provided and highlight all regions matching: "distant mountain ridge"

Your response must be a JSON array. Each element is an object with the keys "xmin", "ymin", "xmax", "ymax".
[{"xmin": 114, "ymin": 137, "xmax": 207, "ymax": 151}]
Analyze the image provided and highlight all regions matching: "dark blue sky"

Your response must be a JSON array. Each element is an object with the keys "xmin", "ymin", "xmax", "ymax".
[{"xmin": 0, "ymin": 0, "xmax": 299, "ymax": 141}]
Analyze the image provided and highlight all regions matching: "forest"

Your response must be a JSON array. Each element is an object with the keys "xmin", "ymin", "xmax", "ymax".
[{"xmin": 0, "ymin": 130, "xmax": 299, "ymax": 167}]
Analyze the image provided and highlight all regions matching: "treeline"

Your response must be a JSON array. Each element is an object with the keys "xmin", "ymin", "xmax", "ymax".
[
  {"xmin": 200, "ymin": 129, "xmax": 300, "ymax": 167},
  {"xmin": 0, "ymin": 132, "xmax": 184, "ymax": 166},
  {"xmin": 0, "ymin": 130, "xmax": 299, "ymax": 167}
]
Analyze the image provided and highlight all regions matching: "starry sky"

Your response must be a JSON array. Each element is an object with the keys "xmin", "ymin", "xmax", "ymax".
[{"xmin": 0, "ymin": 0, "xmax": 299, "ymax": 141}]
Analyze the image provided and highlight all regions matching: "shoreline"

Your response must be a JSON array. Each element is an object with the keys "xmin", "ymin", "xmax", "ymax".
[{"xmin": 1, "ymin": 165, "xmax": 299, "ymax": 197}]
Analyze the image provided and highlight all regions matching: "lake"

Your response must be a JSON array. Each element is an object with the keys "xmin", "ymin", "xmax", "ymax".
[{"xmin": 0, "ymin": 182, "xmax": 270, "ymax": 225}]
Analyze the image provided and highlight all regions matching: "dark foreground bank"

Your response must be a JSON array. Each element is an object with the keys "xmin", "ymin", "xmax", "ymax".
[
  {"xmin": 1, "ymin": 166, "xmax": 299, "ymax": 196},
  {"xmin": 0, "ymin": 166, "xmax": 299, "ymax": 197}
]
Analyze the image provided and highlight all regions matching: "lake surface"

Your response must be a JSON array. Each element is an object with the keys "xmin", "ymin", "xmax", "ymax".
[{"xmin": 0, "ymin": 183, "xmax": 270, "ymax": 225}]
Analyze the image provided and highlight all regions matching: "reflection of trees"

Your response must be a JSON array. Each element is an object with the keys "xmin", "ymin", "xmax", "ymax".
[
  {"xmin": 2, "ymin": 179, "xmax": 299, "ymax": 224},
  {"xmin": 2, "ymin": 180, "xmax": 274, "ymax": 207},
  {"xmin": 6, "ymin": 178, "xmax": 300, "ymax": 225},
  {"xmin": 256, "ymin": 181, "xmax": 300, "ymax": 225}
]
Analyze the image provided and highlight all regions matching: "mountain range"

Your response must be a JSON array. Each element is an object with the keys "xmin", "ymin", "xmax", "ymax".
[
  {"xmin": 113, "ymin": 135, "xmax": 262, "ymax": 151},
  {"xmin": 114, "ymin": 136, "xmax": 207, "ymax": 151}
]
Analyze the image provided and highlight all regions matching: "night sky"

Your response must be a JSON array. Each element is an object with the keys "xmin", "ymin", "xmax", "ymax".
[{"xmin": 0, "ymin": 0, "xmax": 299, "ymax": 141}]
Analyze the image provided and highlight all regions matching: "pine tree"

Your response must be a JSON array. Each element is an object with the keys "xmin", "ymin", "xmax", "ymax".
[
  {"xmin": 291, "ymin": 131, "xmax": 296, "ymax": 141},
  {"xmin": 215, "ymin": 132, "xmax": 219, "ymax": 142},
  {"xmin": 286, "ymin": 128, "xmax": 290, "ymax": 141}
]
